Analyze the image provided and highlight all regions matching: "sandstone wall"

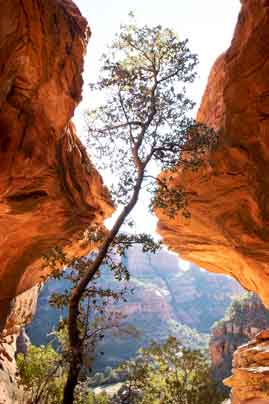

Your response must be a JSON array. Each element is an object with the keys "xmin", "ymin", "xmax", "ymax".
[
  {"xmin": 157, "ymin": 0, "xmax": 269, "ymax": 307},
  {"xmin": 0, "ymin": 0, "xmax": 115, "ymax": 399},
  {"xmin": 225, "ymin": 329, "xmax": 269, "ymax": 404},
  {"xmin": 0, "ymin": 286, "xmax": 39, "ymax": 404},
  {"xmin": 0, "ymin": 0, "xmax": 113, "ymax": 332},
  {"xmin": 156, "ymin": 2, "xmax": 269, "ymax": 401}
]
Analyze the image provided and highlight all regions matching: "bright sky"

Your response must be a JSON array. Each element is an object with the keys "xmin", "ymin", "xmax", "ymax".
[{"xmin": 73, "ymin": 0, "xmax": 241, "ymax": 235}]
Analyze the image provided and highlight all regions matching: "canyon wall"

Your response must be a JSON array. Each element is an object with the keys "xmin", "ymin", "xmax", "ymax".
[
  {"xmin": 157, "ymin": 0, "xmax": 269, "ymax": 307},
  {"xmin": 210, "ymin": 293, "xmax": 269, "ymax": 385},
  {"xmin": 0, "ymin": 0, "xmax": 115, "ymax": 401},
  {"xmin": 156, "ymin": 1, "xmax": 269, "ymax": 402},
  {"xmin": 0, "ymin": 0, "xmax": 113, "ymax": 334},
  {"xmin": 224, "ymin": 329, "xmax": 269, "ymax": 404}
]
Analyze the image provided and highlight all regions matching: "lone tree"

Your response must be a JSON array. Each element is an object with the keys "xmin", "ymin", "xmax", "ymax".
[{"xmin": 61, "ymin": 17, "xmax": 216, "ymax": 403}]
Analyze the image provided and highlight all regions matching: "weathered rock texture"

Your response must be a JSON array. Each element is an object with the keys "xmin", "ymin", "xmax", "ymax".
[
  {"xmin": 124, "ymin": 247, "xmax": 242, "ymax": 333},
  {"xmin": 0, "ymin": 0, "xmax": 113, "ymax": 333},
  {"xmin": 224, "ymin": 329, "xmax": 269, "ymax": 404},
  {"xmin": 0, "ymin": 286, "xmax": 38, "ymax": 404},
  {"xmin": 210, "ymin": 293, "xmax": 269, "ymax": 385},
  {"xmin": 157, "ymin": 0, "xmax": 269, "ymax": 306}
]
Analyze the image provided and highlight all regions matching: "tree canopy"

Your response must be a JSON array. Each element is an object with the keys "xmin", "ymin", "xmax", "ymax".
[{"xmin": 113, "ymin": 336, "xmax": 224, "ymax": 404}]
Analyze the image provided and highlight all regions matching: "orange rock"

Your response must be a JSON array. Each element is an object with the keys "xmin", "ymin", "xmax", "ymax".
[
  {"xmin": 0, "ymin": 0, "xmax": 113, "ymax": 331},
  {"xmin": 156, "ymin": 0, "xmax": 269, "ymax": 307},
  {"xmin": 224, "ymin": 330, "xmax": 269, "ymax": 404}
]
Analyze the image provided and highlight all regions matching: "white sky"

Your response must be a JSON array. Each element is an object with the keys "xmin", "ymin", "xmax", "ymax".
[{"xmin": 73, "ymin": 0, "xmax": 241, "ymax": 235}]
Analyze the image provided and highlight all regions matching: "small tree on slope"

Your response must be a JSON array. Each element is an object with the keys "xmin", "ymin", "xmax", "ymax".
[{"xmin": 61, "ymin": 18, "xmax": 216, "ymax": 404}]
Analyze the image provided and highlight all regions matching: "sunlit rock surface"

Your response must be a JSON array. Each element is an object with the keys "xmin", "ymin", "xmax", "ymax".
[
  {"xmin": 156, "ymin": 0, "xmax": 269, "ymax": 307},
  {"xmin": 0, "ymin": 0, "xmax": 114, "ymax": 400},
  {"xmin": 224, "ymin": 329, "xmax": 269, "ymax": 404},
  {"xmin": 0, "ymin": 0, "xmax": 113, "ymax": 332}
]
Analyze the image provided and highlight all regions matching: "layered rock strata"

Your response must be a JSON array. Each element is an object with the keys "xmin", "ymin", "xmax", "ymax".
[
  {"xmin": 0, "ymin": 0, "xmax": 113, "ymax": 333},
  {"xmin": 156, "ymin": 0, "xmax": 269, "ymax": 306},
  {"xmin": 27, "ymin": 247, "xmax": 243, "ymax": 365},
  {"xmin": 224, "ymin": 329, "xmax": 269, "ymax": 404}
]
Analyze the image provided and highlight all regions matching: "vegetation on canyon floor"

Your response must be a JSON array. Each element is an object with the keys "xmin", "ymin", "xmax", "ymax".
[
  {"xmin": 16, "ymin": 336, "xmax": 224, "ymax": 404},
  {"xmin": 28, "ymin": 247, "xmax": 242, "ymax": 372}
]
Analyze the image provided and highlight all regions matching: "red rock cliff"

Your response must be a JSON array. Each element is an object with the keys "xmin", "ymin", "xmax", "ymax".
[
  {"xmin": 157, "ymin": 0, "xmax": 269, "ymax": 307},
  {"xmin": 0, "ymin": 0, "xmax": 113, "ymax": 332}
]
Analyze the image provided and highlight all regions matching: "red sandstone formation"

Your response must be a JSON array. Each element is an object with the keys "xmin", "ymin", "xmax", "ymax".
[
  {"xmin": 156, "ymin": 0, "xmax": 269, "ymax": 307},
  {"xmin": 156, "ymin": 1, "xmax": 269, "ymax": 402},
  {"xmin": 224, "ymin": 329, "xmax": 269, "ymax": 404},
  {"xmin": 0, "ymin": 0, "xmax": 113, "ymax": 332}
]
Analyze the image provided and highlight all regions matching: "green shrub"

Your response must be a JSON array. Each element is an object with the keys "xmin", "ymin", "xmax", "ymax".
[
  {"xmin": 16, "ymin": 344, "xmax": 65, "ymax": 404},
  {"xmin": 115, "ymin": 336, "xmax": 225, "ymax": 404}
]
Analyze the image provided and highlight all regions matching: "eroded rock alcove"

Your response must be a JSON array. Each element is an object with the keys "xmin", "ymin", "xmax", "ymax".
[
  {"xmin": 157, "ymin": 0, "xmax": 269, "ymax": 308},
  {"xmin": 0, "ymin": 1, "xmax": 115, "ymax": 401},
  {"xmin": 156, "ymin": 1, "xmax": 269, "ymax": 402},
  {"xmin": 0, "ymin": 0, "xmax": 113, "ymax": 333}
]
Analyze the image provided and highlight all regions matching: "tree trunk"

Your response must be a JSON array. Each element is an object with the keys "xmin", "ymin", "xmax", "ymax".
[
  {"xmin": 62, "ymin": 347, "xmax": 81, "ymax": 404},
  {"xmin": 63, "ymin": 167, "xmax": 145, "ymax": 404}
]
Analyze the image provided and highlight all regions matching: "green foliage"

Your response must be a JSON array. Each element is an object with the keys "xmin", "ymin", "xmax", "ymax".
[
  {"xmin": 212, "ymin": 292, "xmax": 269, "ymax": 331},
  {"xmin": 16, "ymin": 343, "xmax": 110, "ymax": 404},
  {"xmin": 211, "ymin": 290, "xmax": 269, "ymax": 358},
  {"xmin": 93, "ymin": 392, "xmax": 110, "ymax": 404},
  {"xmin": 86, "ymin": 15, "xmax": 217, "ymax": 212},
  {"xmin": 46, "ymin": 255, "xmax": 142, "ymax": 378},
  {"xmin": 75, "ymin": 381, "xmax": 109, "ymax": 404},
  {"xmin": 225, "ymin": 293, "xmax": 253, "ymax": 323},
  {"xmin": 16, "ymin": 344, "xmax": 65, "ymax": 404},
  {"xmin": 42, "ymin": 226, "xmax": 161, "ymax": 384},
  {"xmin": 16, "ymin": 338, "xmax": 224, "ymax": 404},
  {"xmin": 116, "ymin": 336, "xmax": 224, "ymax": 404}
]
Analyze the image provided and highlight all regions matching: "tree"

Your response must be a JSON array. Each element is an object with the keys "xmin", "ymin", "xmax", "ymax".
[
  {"xmin": 45, "ymin": 250, "xmax": 141, "ymax": 381},
  {"xmin": 16, "ymin": 344, "xmax": 65, "ymax": 404},
  {"xmin": 51, "ymin": 17, "xmax": 217, "ymax": 404},
  {"xmin": 16, "ymin": 339, "xmax": 111, "ymax": 404},
  {"xmin": 112, "ymin": 336, "xmax": 224, "ymax": 404}
]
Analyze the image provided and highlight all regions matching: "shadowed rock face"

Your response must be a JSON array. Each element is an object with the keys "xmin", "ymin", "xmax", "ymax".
[
  {"xmin": 156, "ymin": 0, "xmax": 269, "ymax": 306},
  {"xmin": 0, "ymin": 0, "xmax": 113, "ymax": 331},
  {"xmin": 0, "ymin": 286, "xmax": 39, "ymax": 404}
]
